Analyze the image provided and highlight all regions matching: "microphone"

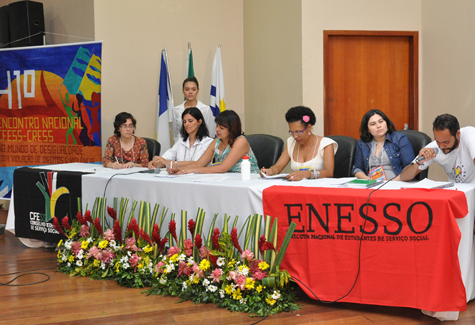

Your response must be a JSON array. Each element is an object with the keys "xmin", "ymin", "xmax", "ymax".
[{"xmin": 415, "ymin": 147, "xmax": 439, "ymax": 164}]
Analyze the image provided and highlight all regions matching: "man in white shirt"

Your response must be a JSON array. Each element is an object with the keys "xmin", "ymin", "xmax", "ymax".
[{"xmin": 400, "ymin": 114, "xmax": 475, "ymax": 183}]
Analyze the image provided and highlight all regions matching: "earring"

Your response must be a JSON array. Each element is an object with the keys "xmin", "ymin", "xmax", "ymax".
[{"xmin": 308, "ymin": 132, "xmax": 311, "ymax": 135}]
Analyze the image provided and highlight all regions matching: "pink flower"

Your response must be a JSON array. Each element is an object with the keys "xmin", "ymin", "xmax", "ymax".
[
  {"xmin": 129, "ymin": 253, "xmax": 141, "ymax": 271},
  {"xmin": 104, "ymin": 229, "xmax": 115, "ymax": 241},
  {"xmin": 71, "ymin": 241, "xmax": 82, "ymax": 255},
  {"xmin": 99, "ymin": 249, "xmax": 115, "ymax": 264},
  {"xmin": 167, "ymin": 246, "xmax": 180, "ymax": 258},
  {"xmin": 87, "ymin": 246, "xmax": 99, "ymax": 259},
  {"xmin": 192, "ymin": 262, "xmax": 205, "ymax": 278},
  {"xmin": 209, "ymin": 268, "xmax": 223, "ymax": 283},
  {"xmin": 184, "ymin": 239, "xmax": 193, "ymax": 256},
  {"xmin": 241, "ymin": 249, "xmax": 254, "ymax": 262},
  {"xmin": 80, "ymin": 224, "xmax": 90, "ymax": 238},
  {"xmin": 303, "ymin": 115, "xmax": 310, "ymax": 123},
  {"xmin": 235, "ymin": 275, "xmax": 247, "ymax": 290},
  {"xmin": 125, "ymin": 237, "xmax": 136, "ymax": 247},
  {"xmin": 199, "ymin": 246, "xmax": 209, "ymax": 259},
  {"xmin": 178, "ymin": 260, "xmax": 191, "ymax": 277},
  {"xmin": 155, "ymin": 261, "xmax": 166, "ymax": 274},
  {"xmin": 252, "ymin": 269, "xmax": 268, "ymax": 281}
]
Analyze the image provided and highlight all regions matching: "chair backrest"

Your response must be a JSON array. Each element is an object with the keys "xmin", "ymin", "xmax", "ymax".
[
  {"xmin": 397, "ymin": 129, "xmax": 432, "ymax": 180},
  {"xmin": 326, "ymin": 135, "xmax": 358, "ymax": 178},
  {"xmin": 143, "ymin": 137, "xmax": 161, "ymax": 161},
  {"xmin": 246, "ymin": 134, "xmax": 284, "ymax": 169}
]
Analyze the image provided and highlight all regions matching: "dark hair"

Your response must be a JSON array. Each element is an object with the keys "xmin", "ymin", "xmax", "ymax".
[
  {"xmin": 113, "ymin": 112, "xmax": 136, "ymax": 137},
  {"xmin": 285, "ymin": 106, "xmax": 316, "ymax": 128},
  {"xmin": 215, "ymin": 110, "xmax": 243, "ymax": 147},
  {"xmin": 359, "ymin": 109, "xmax": 396, "ymax": 142},
  {"xmin": 180, "ymin": 107, "xmax": 209, "ymax": 141},
  {"xmin": 433, "ymin": 114, "xmax": 460, "ymax": 137},
  {"xmin": 182, "ymin": 77, "xmax": 199, "ymax": 89}
]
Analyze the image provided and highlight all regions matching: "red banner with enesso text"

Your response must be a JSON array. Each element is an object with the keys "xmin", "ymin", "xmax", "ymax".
[{"xmin": 263, "ymin": 186, "xmax": 468, "ymax": 311}]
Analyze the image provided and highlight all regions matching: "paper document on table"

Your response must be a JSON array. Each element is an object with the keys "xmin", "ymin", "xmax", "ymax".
[
  {"xmin": 155, "ymin": 173, "xmax": 195, "ymax": 178},
  {"xmin": 193, "ymin": 176, "xmax": 229, "ymax": 182},
  {"xmin": 403, "ymin": 178, "xmax": 454, "ymax": 189},
  {"xmin": 261, "ymin": 173, "xmax": 289, "ymax": 179}
]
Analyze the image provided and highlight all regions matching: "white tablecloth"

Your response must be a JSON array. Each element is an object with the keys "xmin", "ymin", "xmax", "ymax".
[{"xmin": 6, "ymin": 163, "xmax": 475, "ymax": 318}]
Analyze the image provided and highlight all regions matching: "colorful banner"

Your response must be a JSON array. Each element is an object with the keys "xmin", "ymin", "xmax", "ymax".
[
  {"xmin": 0, "ymin": 42, "xmax": 102, "ymax": 198},
  {"xmin": 263, "ymin": 186, "xmax": 468, "ymax": 311}
]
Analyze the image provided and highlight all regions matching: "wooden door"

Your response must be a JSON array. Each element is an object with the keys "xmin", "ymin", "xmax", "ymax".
[{"xmin": 324, "ymin": 31, "xmax": 418, "ymax": 139}]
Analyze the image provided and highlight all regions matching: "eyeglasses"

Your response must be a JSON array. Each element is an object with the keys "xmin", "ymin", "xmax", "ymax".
[
  {"xmin": 288, "ymin": 129, "xmax": 306, "ymax": 136},
  {"xmin": 120, "ymin": 124, "xmax": 135, "ymax": 130}
]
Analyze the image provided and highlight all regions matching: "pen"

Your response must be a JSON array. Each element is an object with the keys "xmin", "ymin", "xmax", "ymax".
[{"xmin": 115, "ymin": 157, "xmax": 119, "ymax": 163}]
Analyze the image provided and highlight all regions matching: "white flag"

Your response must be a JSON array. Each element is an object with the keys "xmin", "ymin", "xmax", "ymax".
[
  {"xmin": 209, "ymin": 46, "xmax": 226, "ymax": 116},
  {"xmin": 156, "ymin": 48, "xmax": 174, "ymax": 152}
]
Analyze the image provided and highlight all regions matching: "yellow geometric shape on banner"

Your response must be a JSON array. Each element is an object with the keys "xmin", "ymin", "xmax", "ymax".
[
  {"xmin": 50, "ymin": 187, "xmax": 70, "ymax": 219},
  {"xmin": 219, "ymin": 99, "xmax": 226, "ymax": 113}
]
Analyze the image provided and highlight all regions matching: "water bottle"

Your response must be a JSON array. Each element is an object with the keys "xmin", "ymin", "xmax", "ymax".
[{"xmin": 241, "ymin": 155, "xmax": 251, "ymax": 180}]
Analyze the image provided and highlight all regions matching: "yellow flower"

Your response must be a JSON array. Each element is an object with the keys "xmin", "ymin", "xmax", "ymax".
[
  {"xmin": 258, "ymin": 261, "xmax": 269, "ymax": 270},
  {"xmin": 256, "ymin": 285, "xmax": 263, "ymax": 293},
  {"xmin": 81, "ymin": 241, "xmax": 89, "ymax": 250},
  {"xmin": 68, "ymin": 255, "xmax": 75, "ymax": 262},
  {"xmin": 199, "ymin": 259, "xmax": 211, "ymax": 271},
  {"xmin": 245, "ymin": 278, "xmax": 255, "ymax": 290},
  {"xmin": 191, "ymin": 275, "xmax": 200, "ymax": 284},
  {"xmin": 57, "ymin": 250, "xmax": 61, "ymax": 258},
  {"xmin": 228, "ymin": 259, "xmax": 236, "ymax": 268},
  {"xmin": 266, "ymin": 297, "xmax": 276, "ymax": 306},
  {"xmin": 114, "ymin": 262, "xmax": 120, "ymax": 273},
  {"xmin": 93, "ymin": 259, "xmax": 100, "ymax": 267},
  {"xmin": 225, "ymin": 284, "xmax": 234, "ymax": 295},
  {"xmin": 143, "ymin": 256, "xmax": 150, "ymax": 266},
  {"xmin": 68, "ymin": 231, "xmax": 77, "ymax": 239},
  {"xmin": 57, "ymin": 239, "xmax": 63, "ymax": 248},
  {"xmin": 170, "ymin": 254, "xmax": 179, "ymax": 263},
  {"xmin": 98, "ymin": 240, "xmax": 108, "ymax": 249},
  {"xmin": 143, "ymin": 245, "xmax": 153, "ymax": 254},
  {"xmin": 232, "ymin": 288, "xmax": 242, "ymax": 300}
]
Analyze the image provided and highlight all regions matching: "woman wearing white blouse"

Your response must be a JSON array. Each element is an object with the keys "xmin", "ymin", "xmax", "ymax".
[{"xmin": 148, "ymin": 107, "xmax": 213, "ymax": 169}]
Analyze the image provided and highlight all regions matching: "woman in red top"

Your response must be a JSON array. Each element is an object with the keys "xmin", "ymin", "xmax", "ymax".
[{"xmin": 102, "ymin": 112, "xmax": 149, "ymax": 169}]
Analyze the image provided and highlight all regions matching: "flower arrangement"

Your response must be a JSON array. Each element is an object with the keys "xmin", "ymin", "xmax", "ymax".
[{"xmin": 54, "ymin": 197, "xmax": 299, "ymax": 317}]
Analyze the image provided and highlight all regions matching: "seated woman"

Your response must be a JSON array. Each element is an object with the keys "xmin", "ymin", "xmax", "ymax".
[
  {"xmin": 261, "ymin": 106, "xmax": 337, "ymax": 181},
  {"xmin": 102, "ymin": 112, "xmax": 149, "ymax": 169},
  {"xmin": 148, "ymin": 107, "xmax": 213, "ymax": 169},
  {"xmin": 171, "ymin": 110, "xmax": 259, "ymax": 174},
  {"xmin": 352, "ymin": 109, "xmax": 414, "ymax": 181}
]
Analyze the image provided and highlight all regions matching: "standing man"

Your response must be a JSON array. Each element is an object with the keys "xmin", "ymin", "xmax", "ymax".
[{"xmin": 400, "ymin": 114, "xmax": 475, "ymax": 183}]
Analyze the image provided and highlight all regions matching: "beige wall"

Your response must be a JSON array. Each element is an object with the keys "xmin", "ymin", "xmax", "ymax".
[
  {"xmin": 243, "ymin": 0, "xmax": 303, "ymax": 143},
  {"xmin": 94, "ymin": 0, "xmax": 244, "ymax": 151},
  {"xmin": 421, "ymin": 0, "xmax": 475, "ymax": 180}
]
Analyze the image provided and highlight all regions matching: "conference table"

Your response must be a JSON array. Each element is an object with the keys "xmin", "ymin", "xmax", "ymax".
[{"xmin": 6, "ymin": 163, "xmax": 475, "ymax": 320}]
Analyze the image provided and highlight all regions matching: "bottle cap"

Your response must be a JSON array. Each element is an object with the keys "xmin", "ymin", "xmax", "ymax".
[{"xmin": 242, "ymin": 155, "xmax": 249, "ymax": 159}]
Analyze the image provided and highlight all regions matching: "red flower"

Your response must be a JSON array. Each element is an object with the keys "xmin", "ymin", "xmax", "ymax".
[
  {"xmin": 209, "ymin": 253, "xmax": 218, "ymax": 266},
  {"xmin": 75, "ymin": 211, "xmax": 87, "ymax": 225},
  {"xmin": 61, "ymin": 216, "xmax": 72, "ymax": 230},
  {"xmin": 158, "ymin": 237, "xmax": 168, "ymax": 254},
  {"xmin": 84, "ymin": 210, "xmax": 93, "ymax": 224},
  {"xmin": 168, "ymin": 220, "xmax": 178, "ymax": 245},
  {"xmin": 152, "ymin": 224, "xmax": 161, "ymax": 245},
  {"xmin": 52, "ymin": 217, "xmax": 67, "ymax": 237},
  {"xmin": 107, "ymin": 206, "xmax": 117, "ymax": 220},
  {"xmin": 258, "ymin": 234, "xmax": 276, "ymax": 255},
  {"xmin": 113, "ymin": 219, "xmax": 123, "ymax": 243},
  {"xmin": 194, "ymin": 233, "xmax": 202, "ymax": 249},
  {"xmin": 211, "ymin": 228, "xmax": 221, "ymax": 251},
  {"xmin": 140, "ymin": 228, "xmax": 153, "ymax": 246},
  {"xmin": 93, "ymin": 218, "xmax": 103, "ymax": 236},
  {"xmin": 188, "ymin": 219, "xmax": 196, "ymax": 237},
  {"xmin": 231, "ymin": 227, "xmax": 242, "ymax": 254},
  {"xmin": 126, "ymin": 218, "xmax": 140, "ymax": 238}
]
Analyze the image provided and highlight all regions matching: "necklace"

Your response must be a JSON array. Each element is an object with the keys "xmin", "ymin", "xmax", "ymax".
[
  {"xmin": 297, "ymin": 134, "xmax": 319, "ymax": 167},
  {"xmin": 120, "ymin": 136, "xmax": 136, "ymax": 164}
]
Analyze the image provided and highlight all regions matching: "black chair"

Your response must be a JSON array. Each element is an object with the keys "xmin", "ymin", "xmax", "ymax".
[
  {"xmin": 246, "ymin": 134, "xmax": 284, "ymax": 169},
  {"xmin": 397, "ymin": 129, "xmax": 432, "ymax": 181},
  {"xmin": 326, "ymin": 135, "xmax": 358, "ymax": 178},
  {"xmin": 143, "ymin": 137, "xmax": 161, "ymax": 161}
]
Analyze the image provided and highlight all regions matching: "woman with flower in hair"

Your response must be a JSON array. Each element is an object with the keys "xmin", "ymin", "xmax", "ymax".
[{"xmin": 260, "ymin": 106, "xmax": 337, "ymax": 181}]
